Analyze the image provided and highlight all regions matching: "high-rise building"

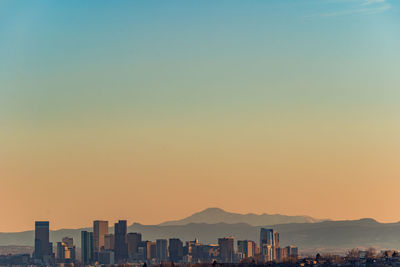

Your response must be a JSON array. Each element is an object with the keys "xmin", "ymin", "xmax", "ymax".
[
  {"xmin": 169, "ymin": 238, "xmax": 183, "ymax": 262},
  {"xmin": 260, "ymin": 228, "xmax": 279, "ymax": 247},
  {"xmin": 104, "ymin": 234, "xmax": 115, "ymax": 250},
  {"xmin": 127, "ymin": 233, "xmax": 142, "ymax": 259},
  {"xmin": 261, "ymin": 244, "xmax": 274, "ymax": 262},
  {"xmin": 218, "ymin": 237, "xmax": 234, "ymax": 263},
  {"xmin": 139, "ymin": 241, "xmax": 156, "ymax": 260},
  {"xmin": 81, "ymin": 231, "xmax": 94, "ymax": 265},
  {"xmin": 284, "ymin": 246, "xmax": 298, "ymax": 259},
  {"xmin": 62, "ymin": 237, "xmax": 74, "ymax": 249},
  {"xmin": 98, "ymin": 250, "xmax": 115, "ymax": 265},
  {"xmin": 93, "ymin": 220, "xmax": 108, "ymax": 252},
  {"xmin": 56, "ymin": 242, "xmax": 65, "ymax": 260},
  {"xmin": 156, "ymin": 239, "xmax": 168, "ymax": 262},
  {"xmin": 260, "ymin": 228, "xmax": 279, "ymax": 261},
  {"xmin": 150, "ymin": 242, "xmax": 157, "ymax": 260},
  {"xmin": 34, "ymin": 221, "xmax": 51, "ymax": 262},
  {"xmin": 114, "ymin": 220, "xmax": 128, "ymax": 262},
  {"xmin": 237, "ymin": 240, "xmax": 256, "ymax": 259},
  {"xmin": 56, "ymin": 237, "xmax": 76, "ymax": 262}
]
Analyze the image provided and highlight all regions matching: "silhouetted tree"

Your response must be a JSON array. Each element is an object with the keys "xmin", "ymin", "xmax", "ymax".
[
  {"xmin": 346, "ymin": 248, "xmax": 360, "ymax": 263},
  {"xmin": 365, "ymin": 247, "xmax": 376, "ymax": 259}
]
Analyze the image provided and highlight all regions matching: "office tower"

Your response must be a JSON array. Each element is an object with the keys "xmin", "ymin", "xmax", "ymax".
[
  {"xmin": 93, "ymin": 220, "xmax": 108, "ymax": 252},
  {"xmin": 218, "ymin": 237, "xmax": 234, "ymax": 263},
  {"xmin": 237, "ymin": 240, "xmax": 256, "ymax": 258},
  {"xmin": 150, "ymin": 242, "xmax": 157, "ymax": 260},
  {"xmin": 56, "ymin": 242, "xmax": 65, "ymax": 260},
  {"xmin": 127, "ymin": 233, "xmax": 142, "ymax": 259},
  {"xmin": 98, "ymin": 250, "xmax": 115, "ymax": 265},
  {"xmin": 285, "ymin": 246, "xmax": 298, "ymax": 259},
  {"xmin": 114, "ymin": 220, "xmax": 128, "ymax": 262},
  {"xmin": 274, "ymin": 232, "xmax": 280, "ymax": 248},
  {"xmin": 260, "ymin": 228, "xmax": 277, "ymax": 247},
  {"xmin": 169, "ymin": 238, "xmax": 183, "ymax": 262},
  {"xmin": 262, "ymin": 245, "xmax": 274, "ymax": 262},
  {"xmin": 34, "ymin": 221, "xmax": 50, "ymax": 262},
  {"xmin": 139, "ymin": 241, "xmax": 156, "ymax": 260},
  {"xmin": 57, "ymin": 237, "xmax": 76, "ymax": 262},
  {"xmin": 62, "ymin": 237, "xmax": 74, "ymax": 248},
  {"xmin": 104, "ymin": 234, "xmax": 115, "ymax": 250},
  {"xmin": 156, "ymin": 239, "xmax": 168, "ymax": 262},
  {"xmin": 260, "ymin": 228, "xmax": 279, "ymax": 261},
  {"xmin": 81, "ymin": 231, "xmax": 94, "ymax": 265}
]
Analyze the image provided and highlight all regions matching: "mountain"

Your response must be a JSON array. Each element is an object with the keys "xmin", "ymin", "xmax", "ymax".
[
  {"xmin": 128, "ymin": 218, "xmax": 400, "ymax": 254},
  {"xmin": 159, "ymin": 207, "xmax": 323, "ymax": 226},
  {"xmin": 3, "ymin": 218, "xmax": 400, "ymax": 254}
]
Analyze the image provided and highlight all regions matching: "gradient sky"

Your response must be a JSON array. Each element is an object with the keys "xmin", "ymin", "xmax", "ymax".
[{"xmin": 1, "ymin": 0, "xmax": 400, "ymax": 232}]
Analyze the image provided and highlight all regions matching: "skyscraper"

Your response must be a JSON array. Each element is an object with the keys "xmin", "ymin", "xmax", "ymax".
[
  {"xmin": 139, "ymin": 240, "xmax": 156, "ymax": 260},
  {"xmin": 156, "ymin": 239, "xmax": 168, "ymax": 262},
  {"xmin": 56, "ymin": 237, "xmax": 76, "ymax": 262},
  {"xmin": 93, "ymin": 220, "xmax": 108, "ymax": 252},
  {"xmin": 114, "ymin": 220, "xmax": 128, "ymax": 262},
  {"xmin": 260, "ymin": 228, "xmax": 280, "ymax": 261},
  {"xmin": 34, "ymin": 221, "xmax": 50, "ymax": 262},
  {"xmin": 104, "ymin": 234, "xmax": 115, "ymax": 250},
  {"xmin": 218, "ymin": 237, "xmax": 234, "ymax": 263},
  {"xmin": 260, "ymin": 228, "xmax": 276, "ymax": 247},
  {"xmin": 81, "ymin": 231, "xmax": 94, "ymax": 265},
  {"xmin": 127, "ymin": 232, "xmax": 142, "ymax": 259},
  {"xmin": 237, "ymin": 240, "xmax": 256, "ymax": 259},
  {"xmin": 169, "ymin": 238, "xmax": 183, "ymax": 262}
]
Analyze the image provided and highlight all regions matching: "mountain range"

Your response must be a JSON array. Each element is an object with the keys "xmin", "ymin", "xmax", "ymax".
[
  {"xmin": 1, "ymin": 208, "xmax": 399, "ymax": 254},
  {"xmin": 159, "ymin": 207, "xmax": 322, "ymax": 226}
]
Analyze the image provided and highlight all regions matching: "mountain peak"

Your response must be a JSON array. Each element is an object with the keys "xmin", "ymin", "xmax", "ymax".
[
  {"xmin": 198, "ymin": 207, "xmax": 227, "ymax": 214},
  {"xmin": 159, "ymin": 207, "xmax": 322, "ymax": 226}
]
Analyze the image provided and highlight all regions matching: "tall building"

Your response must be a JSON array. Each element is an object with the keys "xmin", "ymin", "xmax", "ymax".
[
  {"xmin": 127, "ymin": 233, "xmax": 142, "ymax": 259},
  {"xmin": 285, "ymin": 246, "xmax": 298, "ymax": 259},
  {"xmin": 34, "ymin": 221, "xmax": 51, "ymax": 262},
  {"xmin": 261, "ymin": 244, "xmax": 274, "ymax": 262},
  {"xmin": 114, "ymin": 220, "xmax": 128, "ymax": 262},
  {"xmin": 260, "ymin": 228, "xmax": 279, "ymax": 247},
  {"xmin": 81, "ymin": 231, "xmax": 94, "ymax": 265},
  {"xmin": 169, "ymin": 238, "xmax": 183, "ymax": 262},
  {"xmin": 237, "ymin": 240, "xmax": 256, "ymax": 259},
  {"xmin": 139, "ymin": 241, "xmax": 156, "ymax": 260},
  {"xmin": 156, "ymin": 239, "xmax": 168, "ymax": 262},
  {"xmin": 260, "ymin": 228, "xmax": 280, "ymax": 261},
  {"xmin": 62, "ymin": 237, "xmax": 74, "ymax": 248},
  {"xmin": 98, "ymin": 250, "xmax": 115, "ymax": 265},
  {"xmin": 218, "ymin": 237, "xmax": 234, "ymax": 263},
  {"xmin": 104, "ymin": 234, "xmax": 115, "ymax": 250},
  {"xmin": 56, "ymin": 237, "xmax": 76, "ymax": 262},
  {"xmin": 93, "ymin": 220, "xmax": 108, "ymax": 252}
]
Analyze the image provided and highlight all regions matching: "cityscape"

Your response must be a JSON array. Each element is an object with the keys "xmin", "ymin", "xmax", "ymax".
[
  {"xmin": 4, "ymin": 220, "xmax": 298, "ymax": 266},
  {"xmin": 2, "ymin": 220, "xmax": 400, "ymax": 266},
  {"xmin": 1, "ymin": 1, "xmax": 399, "ymax": 266}
]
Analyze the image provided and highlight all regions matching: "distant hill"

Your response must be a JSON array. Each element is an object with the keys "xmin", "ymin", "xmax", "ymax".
[
  {"xmin": 159, "ymin": 207, "xmax": 323, "ymax": 226},
  {"xmin": 129, "ymin": 218, "xmax": 400, "ymax": 254}
]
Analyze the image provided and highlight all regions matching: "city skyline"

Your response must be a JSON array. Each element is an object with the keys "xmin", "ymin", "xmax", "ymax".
[
  {"xmin": 1, "ymin": 0, "xmax": 400, "ymax": 232},
  {"xmin": 31, "ymin": 219, "xmax": 298, "ymax": 265}
]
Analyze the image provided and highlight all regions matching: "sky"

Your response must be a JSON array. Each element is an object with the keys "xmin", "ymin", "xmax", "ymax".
[{"xmin": 0, "ymin": 0, "xmax": 399, "ymax": 232}]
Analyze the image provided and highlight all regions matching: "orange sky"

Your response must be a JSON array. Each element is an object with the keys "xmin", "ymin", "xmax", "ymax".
[{"xmin": 1, "ymin": 111, "xmax": 400, "ymax": 232}]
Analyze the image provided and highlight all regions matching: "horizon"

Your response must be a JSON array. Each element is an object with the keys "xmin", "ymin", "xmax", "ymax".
[
  {"xmin": 2, "ymin": 207, "xmax": 399, "ymax": 233},
  {"xmin": 1, "ymin": 0, "xmax": 400, "ymax": 233}
]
